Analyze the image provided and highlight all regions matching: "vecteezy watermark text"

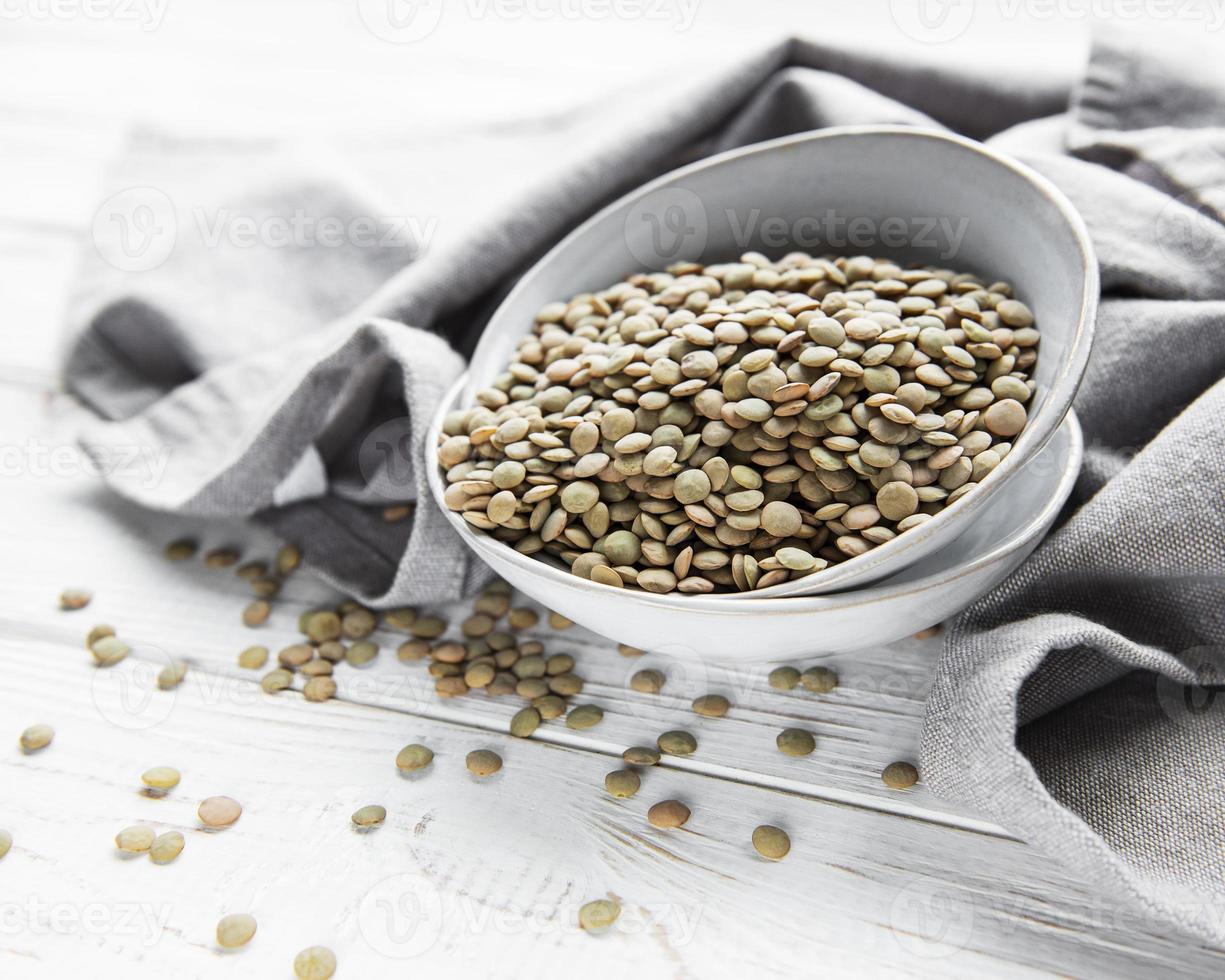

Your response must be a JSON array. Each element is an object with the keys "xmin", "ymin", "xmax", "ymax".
[
  {"xmin": 0, "ymin": 440, "xmax": 170, "ymax": 491},
  {"xmin": 0, "ymin": 0, "xmax": 168, "ymax": 29},
  {"xmin": 624, "ymin": 186, "xmax": 971, "ymax": 268},
  {"xmin": 357, "ymin": 0, "xmax": 701, "ymax": 44},
  {"xmin": 889, "ymin": 0, "xmax": 1225, "ymax": 44},
  {"xmin": 0, "ymin": 898, "xmax": 172, "ymax": 947}
]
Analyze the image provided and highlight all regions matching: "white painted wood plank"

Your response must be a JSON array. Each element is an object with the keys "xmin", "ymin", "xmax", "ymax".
[{"xmin": 5, "ymin": 636, "xmax": 1225, "ymax": 980}]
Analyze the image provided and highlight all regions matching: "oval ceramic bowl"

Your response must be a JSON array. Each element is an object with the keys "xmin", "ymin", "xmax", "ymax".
[
  {"xmin": 451, "ymin": 125, "xmax": 1096, "ymax": 598},
  {"xmin": 429, "ymin": 371, "xmax": 1082, "ymax": 661}
]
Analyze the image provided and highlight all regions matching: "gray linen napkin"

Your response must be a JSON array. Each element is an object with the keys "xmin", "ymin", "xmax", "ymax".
[{"xmin": 67, "ymin": 31, "xmax": 1225, "ymax": 943}]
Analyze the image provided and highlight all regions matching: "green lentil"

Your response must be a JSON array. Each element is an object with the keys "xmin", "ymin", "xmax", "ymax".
[
  {"xmin": 242, "ymin": 601, "xmax": 271, "ymax": 628},
  {"xmin": 90, "ymin": 635, "xmax": 129, "ymax": 667},
  {"xmin": 238, "ymin": 646, "xmax": 269, "ymax": 670},
  {"xmin": 305, "ymin": 611, "xmax": 342, "ymax": 643},
  {"xmin": 466, "ymin": 749, "xmax": 503, "ymax": 777},
  {"xmin": 657, "ymin": 730, "xmax": 697, "ymax": 756},
  {"xmin": 217, "ymin": 912, "xmax": 257, "ymax": 948},
  {"xmin": 630, "ymin": 669, "xmax": 665, "ymax": 694},
  {"xmin": 776, "ymin": 728, "xmax": 816, "ymax": 757},
  {"xmin": 751, "ymin": 825, "xmax": 791, "ymax": 860},
  {"xmin": 275, "ymin": 544, "xmax": 301, "ymax": 576},
  {"xmin": 647, "ymin": 799, "xmax": 690, "ymax": 829},
  {"xmin": 198, "ymin": 796, "xmax": 242, "ymax": 828},
  {"xmin": 345, "ymin": 640, "xmax": 379, "ymax": 667},
  {"xmin": 141, "ymin": 766, "xmax": 181, "ymax": 790},
  {"xmin": 579, "ymin": 899, "xmax": 621, "ymax": 931},
  {"xmin": 149, "ymin": 831, "xmax": 184, "ymax": 864},
  {"xmin": 768, "ymin": 666, "xmax": 800, "ymax": 690},
  {"xmin": 260, "ymin": 669, "xmax": 294, "ymax": 693},
  {"xmin": 622, "ymin": 746, "xmax": 660, "ymax": 766},
  {"xmin": 800, "ymin": 666, "xmax": 838, "ymax": 694},
  {"xmin": 396, "ymin": 744, "xmax": 434, "ymax": 772},
  {"xmin": 352, "ymin": 804, "xmax": 387, "ymax": 828},
  {"xmin": 692, "ymin": 694, "xmax": 730, "ymax": 718},
  {"xmin": 164, "ymin": 538, "xmax": 197, "ymax": 561},
  {"xmin": 509, "ymin": 707, "xmax": 542, "ymax": 738},
  {"xmin": 565, "ymin": 704, "xmax": 604, "ymax": 730},
  {"xmin": 19, "ymin": 724, "xmax": 54, "ymax": 752},
  {"xmin": 59, "ymin": 589, "xmax": 92, "ymax": 611},
  {"xmin": 294, "ymin": 946, "xmax": 337, "ymax": 980},
  {"xmin": 115, "ymin": 825, "xmax": 156, "ymax": 852},
  {"xmin": 882, "ymin": 761, "xmax": 920, "ymax": 789}
]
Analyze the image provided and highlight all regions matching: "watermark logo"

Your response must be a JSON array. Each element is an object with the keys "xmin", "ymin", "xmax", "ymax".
[
  {"xmin": 358, "ymin": 417, "xmax": 417, "ymax": 500},
  {"xmin": 888, "ymin": 0, "xmax": 975, "ymax": 43},
  {"xmin": 889, "ymin": 880, "xmax": 975, "ymax": 958},
  {"xmin": 359, "ymin": 873, "xmax": 446, "ymax": 959},
  {"xmin": 624, "ymin": 187, "xmax": 708, "ymax": 268},
  {"xmin": 92, "ymin": 186, "xmax": 177, "ymax": 273},
  {"xmin": 1155, "ymin": 187, "xmax": 1225, "ymax": 272},
  {"xmin": 1156, "ymin": 643, "xmax": 1225, "ymax": 729},
  {"xmin": 90, "ymin": 644, "xmax": 178, "ymax": 731},
  {"xmin": 358, "ymin": 0, "xmax": 445, "ymax": 42}
]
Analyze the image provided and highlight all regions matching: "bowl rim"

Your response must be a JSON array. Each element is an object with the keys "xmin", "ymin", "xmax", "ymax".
[
  {"xmin": 435, "ymin": 125, "xmax": 1097, "ymax": 600},
  {"xmin": 430, "ymin": 371, "xmax": 1082, "ymax": 614}
]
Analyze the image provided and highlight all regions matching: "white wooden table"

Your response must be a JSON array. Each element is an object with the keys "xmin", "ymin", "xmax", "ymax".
[{"xmin": 2, "ymin": 3, "xmax": 1221, "ymax": 977}]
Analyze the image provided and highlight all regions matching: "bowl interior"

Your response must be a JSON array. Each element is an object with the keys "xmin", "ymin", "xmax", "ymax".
[{"xmin": 451, "ymin": 126, "xmax": 1096, "ymax": 598}]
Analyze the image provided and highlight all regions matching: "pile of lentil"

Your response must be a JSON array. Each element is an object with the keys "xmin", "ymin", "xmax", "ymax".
[{"xmin": 438, "ymin": 252, "xmax": 1039, "ymax": 594}]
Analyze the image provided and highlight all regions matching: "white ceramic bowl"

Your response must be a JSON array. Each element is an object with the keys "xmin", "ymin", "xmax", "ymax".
[
  {"xmin": 453, "ymin": 126, "xmax": 1096, "ymax": 598},
  {"xmin": 430, "ymin": 362, "xmax": 1081, "ymax": 660}
]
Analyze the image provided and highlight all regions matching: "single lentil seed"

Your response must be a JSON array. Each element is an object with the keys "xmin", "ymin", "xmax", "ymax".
[
  {"xmin": 510, "ymin": 707, "xmax": 541, "ymax": 738},
  {"xmin": 692, "ymin": 694, "xmax": 730, "ymax": 718},
  {"xmin": 149, "ymin": 831, "xmax": 184, "ymax": 864},
  {"xmin": 751, "ymin": 825, "xmax": 791, "ymax": 860},
  {"xmin": 466, "ymin": 749, "xmax": 503, "ymax": 777},
  {"xmin": 352, "ymin": 804, "xmax": 387, "ymax": 828},
  {"xmin": 630, "ymin": 669, "xmax": 665, "ymax": 694},
  {"xmin": 565, "ymin": 704, "xmax": 604, "ymax": 730},
  {"xmin": 164, "ymin": 539, "xmax": 197, "ymax": 561},
  {"xmin": 238, "ymin": 646, "xmax": 269, "ymax": 669},
  {"xmin": 657, "ymin": 730, "xmax": 697, "ymax": 756},
  {"xmin": 647, "ymin": 799, "xmax": 690, "ymax": 829},
  {"xmin": 579, "ymin": 899, "xmax": 621, "ymax": 931},
  {"xmin": 604, "ymin": 769, "xmax": 641, "ymax": 798},
  {"xmin": 293, "ymin": 946, "xmax": 337, "ymax": 980},
  {"xmin": 800, "ymin": 666, "xmax": 838, "ymax": 694},
  {"xmin": 242, "ymin": 601, "xmax": 271, "ymax": 628},
  {"xmin": 90, "ymin": 635, "xmax": 129, "ymax": 667},
  {"xmin": 198, "ymin": 796, "xmax": 242, "ymax": 828},
  {"xmin": 115, "ymin": 825, "xmax": 156, "ymax": 852},
  {"xmin": 768, "ymin": 666, "xmax": 800, "ymax": 690},
  {"xmin": 59, "ymin": 589, "xmax": 91, "ymax": 611},
  {"xmin": 216, "ymin": 913, "xmax": 257, "ymax": 948},
  {"xmin": 882, "ymin": 761, "xmax": 920, "ymax": 789},
  {"xmin": 141, "ymin": 766, "xmax": 181, "ymax": 790},
  {"xmin": 622, "ymin": 746, "xmax": 660, "ymax": 766},
  {"xmin": 396, "ymin": 744, "xmax": 434, "ymax": 772},
  {"xmin": 776, "ymin": 728, "xmax": 816, "ymax": 757},
  {"xmin": 19, "ymin": 724, "xmax": 53, "ymax": 752},
  {"xmin": 260, "ymin": 669, "xmax": 293, "ymax": 693}
]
